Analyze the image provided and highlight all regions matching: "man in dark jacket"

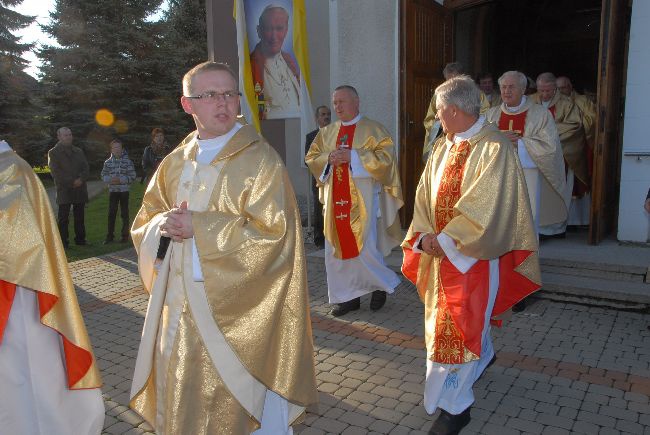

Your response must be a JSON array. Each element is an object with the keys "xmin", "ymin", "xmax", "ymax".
[
  {"xmin": 47, "ymin": 127, "xmax": 90, "ymax": 247},
  {"xmin": 304, "ymin": 105, "xmax": 331, "ymax": 248}
]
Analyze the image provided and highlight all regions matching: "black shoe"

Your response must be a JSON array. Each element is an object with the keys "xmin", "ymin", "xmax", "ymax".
[
  {"xmin": 370, "ymin": 290, "xmax": 387, "ymax": 311},
  {"xmin": 512, "ymin": 298, "xmax": 527, "ymax": 313},
  {"xmin": 429, "ymin": 407, "xmax": 471, "ymax": 435},
  {"xmin": 329, "ymin": 298, "xmax": 360, "ymax": 317}
]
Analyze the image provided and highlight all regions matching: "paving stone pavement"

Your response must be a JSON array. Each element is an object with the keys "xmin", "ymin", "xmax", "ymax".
[{"xmin": 69, "ymin": 246, "xmax": 650, "ymax": 435}]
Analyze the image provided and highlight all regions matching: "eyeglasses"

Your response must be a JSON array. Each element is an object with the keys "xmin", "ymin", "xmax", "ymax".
[{"xmin": 185, "ymin": 90, "xmax": 241, "ymax": 102}]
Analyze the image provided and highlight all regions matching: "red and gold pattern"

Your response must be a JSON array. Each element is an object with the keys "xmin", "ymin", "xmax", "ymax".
[
  {"xmin": 434, "ymin": 141, "xmax": 471, "ymax": 232},
  {"xmin": 432, "ymin": 141, "xmax": 480, "ymax": 364},
  {"xmin": 498, "ymin": 111, "xmax": 528, "ymax": 137},
  {"xmin": 332, "ymin": 125, "xmax": 360, "ymax": 259},
  {"xmin": 433, "ymin": 289, "xmax": 465, "ymax": 363}
]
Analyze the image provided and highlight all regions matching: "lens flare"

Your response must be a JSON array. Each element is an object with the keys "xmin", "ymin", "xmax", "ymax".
[{"xmin": 95, "ymin": 109, "xmax": 115, "ymax": 127}]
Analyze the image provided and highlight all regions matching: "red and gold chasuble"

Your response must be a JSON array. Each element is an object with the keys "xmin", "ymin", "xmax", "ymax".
[
  {"xmin": 332, "ymin": 124, "xmax": 360, "ymax": 259},
  {"xmin": 498, "ymin": 110, "xmax": 528, "ymax": 137},
  {"xmin": 432, "ymin": 141, "xmax": 490, "ymax": 364}
]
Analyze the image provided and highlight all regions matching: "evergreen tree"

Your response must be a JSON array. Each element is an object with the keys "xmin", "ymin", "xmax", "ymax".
[
  {"xmin": 148, "ymin": 0, "xmax": 208, "ymax": 146},
  {"xmin": 0, "ymin": 0, "xmax": 46, "ymax": 162},
  {"xmin": 38, "ymin": 0, "xmax": 165, "ymax": 168}
]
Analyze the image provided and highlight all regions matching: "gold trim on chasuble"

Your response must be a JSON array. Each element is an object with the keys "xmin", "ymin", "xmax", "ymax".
[{"xmin": 432, "ymin": 140, "xmax": 477, "ymax": 364}]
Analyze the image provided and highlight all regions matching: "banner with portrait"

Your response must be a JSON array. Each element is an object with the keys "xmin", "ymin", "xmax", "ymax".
[{"xmin": 235, "ymin": 0, "xmax": 313, "ymax": 123}]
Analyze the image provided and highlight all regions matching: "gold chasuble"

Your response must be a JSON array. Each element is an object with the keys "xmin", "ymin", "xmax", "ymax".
[
  {"xmin": 130, "ymin": 126, "xmax": 317, "ymax": 434},
  {"xmin": 402, "ymin": 123, "xmax": 541, "ymax": 364},
  {"xmin": 305, "ymin": 117, "xmax": 403, "ymax": 259},
  {"xmin": 531, "ymin": 92, "xmax": 589, "ymax": 188},
  {"xmin": 486, "ymin": 98, "xmax": 568, "ymax": 226},
  {"xmin": 0, "ymin": 148, "xmax": 101, "ymax": 389}
]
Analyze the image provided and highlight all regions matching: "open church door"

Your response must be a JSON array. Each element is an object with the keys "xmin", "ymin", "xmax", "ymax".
[
  {"xmin": 399, "ymin": 0, "xmax": 453, "ymax": 227},
  {"xmin": 590, "ymin": 0, "xmax": 631, "ymax": 244}
]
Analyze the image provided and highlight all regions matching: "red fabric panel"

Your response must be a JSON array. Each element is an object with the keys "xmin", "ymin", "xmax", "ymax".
[
  {"xmin": 493, "ymin": 250, "xmax": 541, "ymax": 318},
  {"xmin": 37, "ymin": 292, "xmax": 93, "ymax": 389},
  {"xmin": 439, "ymin": 258, "xmax": 490, "ymax": 357},
  {"xmin": 401, "ymin": 233, "xmax": 421, "ymax": 285},
  {"xmin": 332, "ymin": 124, "xmax": 360, "ymax": 259},
  {"xmin": 0, "ymin": 280, "xmax": 17, "ymax": 344}
]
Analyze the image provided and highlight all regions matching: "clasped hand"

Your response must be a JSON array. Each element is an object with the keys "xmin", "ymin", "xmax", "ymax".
[
  {"xmin": 160, "ymin": 200, "xmax": 193, "ymax": 242},
  {"xmin": 329, "ymin": 149, "xmax": 351, "ymax": 166},
  {"xmin": 421, "ymin": 233, "xmax": 445, "ymax": 258}
]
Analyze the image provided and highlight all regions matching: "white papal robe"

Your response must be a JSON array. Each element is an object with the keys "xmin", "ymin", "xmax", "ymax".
[{"xmin": 264, "ymin": 53, "xmax": 300, "ymax": 119}]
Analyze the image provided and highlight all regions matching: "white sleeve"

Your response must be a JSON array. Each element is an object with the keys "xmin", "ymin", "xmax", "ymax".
[
  {"xmin": 192, "ymin": 238, "xmax": 205, "ymax": 281},
  {"xmin": 319, "ymin": 163, "xmax": 331, "ymax": 183},
  {"xmin": 350, "ymin": 150, "xmax": 371, "ymax": 178},
  {"xmin": 517, "ymin": 139, "xmax": 538, "ymax": 169},
  {"xmin": 411, "ymin": 233, "xmax": 427, "ymax": 254},
  {"xmin": 437, "ymin": 232, "xmax": 478, "ymax": 274}
]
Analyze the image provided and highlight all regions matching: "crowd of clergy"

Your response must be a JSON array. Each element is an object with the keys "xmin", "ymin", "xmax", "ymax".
[{"xmin": 0, "ymin": 58, "xmax": 595, "ymax": 435}]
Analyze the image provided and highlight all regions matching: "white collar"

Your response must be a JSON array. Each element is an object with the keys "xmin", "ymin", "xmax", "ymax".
[
  {"xmin": 505, "ymin": 95, "xmax": 527, "ymax": 113},
  {"xmin": 197, "ymin": 123, "xmax": 242, "ymax": 150},
  {"xmin": 341, "ymin": 114, "xmax": 362, "ymax": 126},
  {"xmin": 452, "ymin": 116, "xmax": 485, "ymax": 144},
  {"xmin": 0, "ymin": 140, "xmax": 10, "ymax": 153}
]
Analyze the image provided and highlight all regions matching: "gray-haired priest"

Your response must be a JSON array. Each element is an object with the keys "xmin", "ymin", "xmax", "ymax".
[
  {"xmin": 402, "ymin": 76, "xmax": 541, "ymax": 434},
  {"xmin": 129, "ymin": 61, "xmax": 317, "ymax": 434},
  {"xmin": 305, "ymin": 85, "xmax": 403, "ymax": 317}
]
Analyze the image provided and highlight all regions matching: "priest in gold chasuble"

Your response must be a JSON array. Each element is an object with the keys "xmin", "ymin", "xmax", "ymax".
[
  {"xmin": 557, "ymin": 75, "xmax": 597, "ymax": 226},
  {"xmin": 486, "ymin": 71, "xmax": 568, "ymax": 235},
  {"xmin": 305, "ymin": 85, "xmax": 403, "ymax": 317},
  {"xmin": 129, "ymin": 62, "xmax": 317, "ymax": 435},
  {"xmin": 0, "ymin": 140, "xmax": 105, "ymax": 434},
  {"xmin": 402, "ymin": 77, "xmax": 541, "ymax": 434},
  {"xmin": 532, "ymin": 72, "xmax": 588, "ymax": 236}
]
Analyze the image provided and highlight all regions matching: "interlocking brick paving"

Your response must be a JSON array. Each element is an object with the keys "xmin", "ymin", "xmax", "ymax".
[{"xmin": 70, "ymin": 248, "xmax": 650, "ymax": 434}]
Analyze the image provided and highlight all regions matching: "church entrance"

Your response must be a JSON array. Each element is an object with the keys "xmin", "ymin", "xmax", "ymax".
[{"xmin": 398, "ymin": 0, "xmax": 631, "ymax": 244}]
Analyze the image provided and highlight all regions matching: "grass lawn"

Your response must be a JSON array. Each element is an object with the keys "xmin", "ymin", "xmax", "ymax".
[{"xmin": 65, "ymin": 182, "xmax": 146, "ymax": 262}]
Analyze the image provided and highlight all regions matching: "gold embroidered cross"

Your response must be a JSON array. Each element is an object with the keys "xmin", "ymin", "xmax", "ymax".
[
  {"xmin": 336, "ymin": 213, "xmax": 348, "ymax": 220},
  {"xmin": 335, "ymin": 199, "xmax": 349, "ymax": 206}
]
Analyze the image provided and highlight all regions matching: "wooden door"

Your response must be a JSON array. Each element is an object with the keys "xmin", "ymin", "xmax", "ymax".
[
  {"xmin": 589, "ymin": 0, "xmax": 631, "ymax": 244},
  {"xmin": 399, "ymin": 0, "xmax": 452, "ymax": 227}
]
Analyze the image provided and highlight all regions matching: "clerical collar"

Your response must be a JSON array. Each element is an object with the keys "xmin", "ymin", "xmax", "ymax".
[
  {"xmin": 197, "ymin": 123, "xmax": 242, "ymax": 150},
  {"xmin": 0, "ymin": 140, "xmax": 10, "ymax": 153},
  {"xmin": 505, "ymin": 95, "xmax": 527, "ymax": 113},
  {"xmin": 341, "ymin": 114, "xmax": 362, "ymax": 126},
  {"xmin": 453, "ymin": 116, "xmax": 486, "ymax": 144}
]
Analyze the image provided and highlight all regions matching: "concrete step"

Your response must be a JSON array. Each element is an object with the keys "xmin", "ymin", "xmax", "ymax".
[
  {"xmin": 540, "ymin": 258, "xmax": 648, "ymax": 283},
  {"xmin": 539, "ymin": 271, "xmax": 650, "ymax": 309}
]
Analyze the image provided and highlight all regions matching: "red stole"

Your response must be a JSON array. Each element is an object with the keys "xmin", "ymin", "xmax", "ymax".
[
  {"xmin": 498, "ymin": 110, "xmax": 528, "ymax": 136},
  {"xmin": 548, "ymin": 105, "xmax": 557, "ymax": 119},
  {"xmin": 332, "ymin": 124, "xmax": 360, "ymax": 259}
]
